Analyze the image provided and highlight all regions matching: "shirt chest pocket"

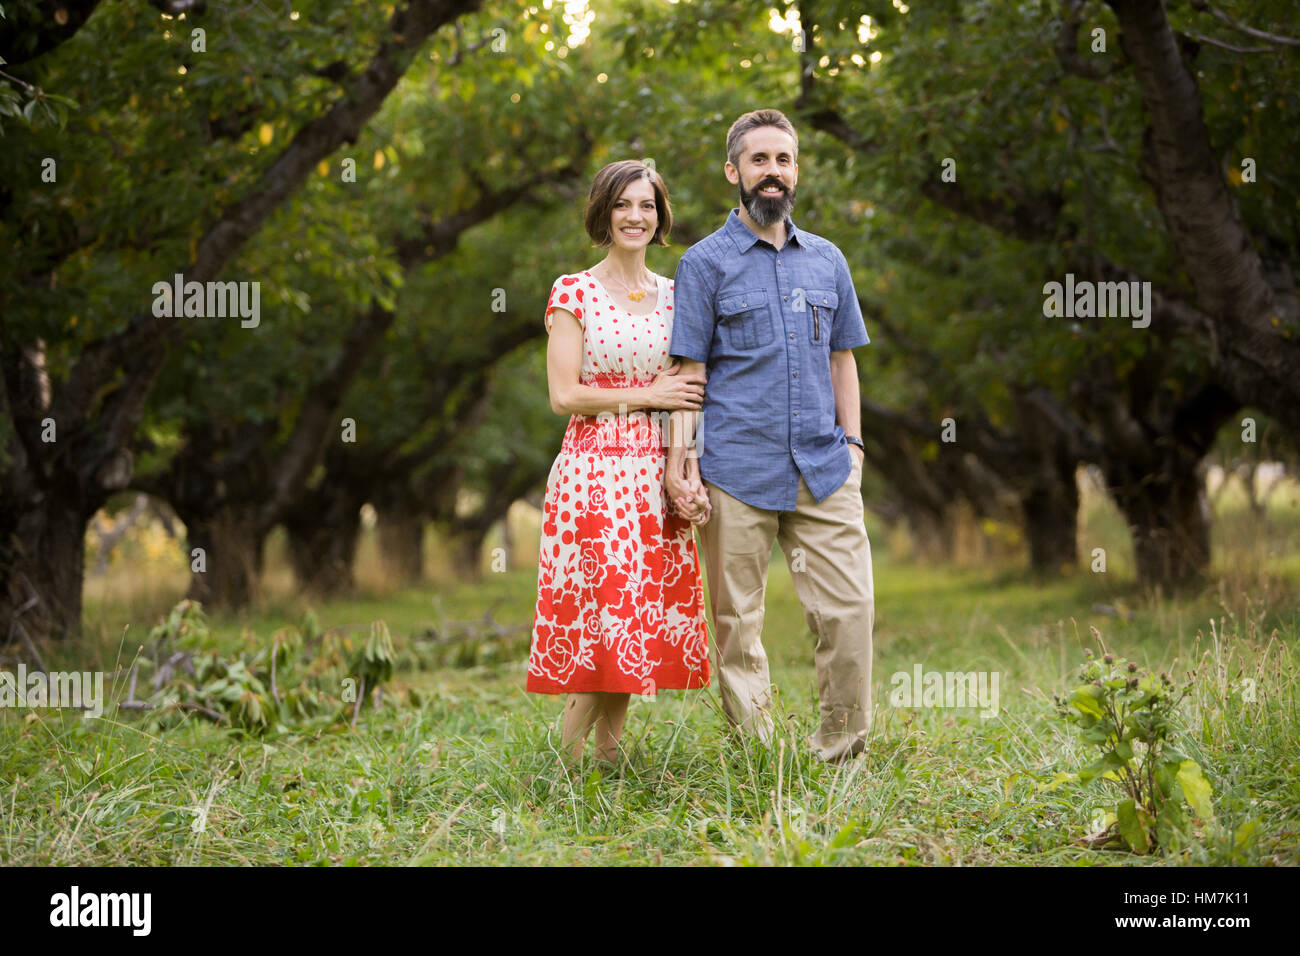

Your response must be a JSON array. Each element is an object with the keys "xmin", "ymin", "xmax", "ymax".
[
  {"xmin": 717, "ymin": 288, "xmax": 775, "ymax": 350},
  {"xmin": 801, "ymin": 289, "xmax": 838, "ymax": 347}
]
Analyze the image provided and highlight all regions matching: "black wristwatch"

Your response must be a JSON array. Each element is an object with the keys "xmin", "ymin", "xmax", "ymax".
[{"xmin": 846, "ymin": 435, "xmax": 864, "ymax": 454}]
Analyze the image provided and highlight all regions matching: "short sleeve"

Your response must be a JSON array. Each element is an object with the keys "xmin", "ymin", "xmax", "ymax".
[
  {"xmin": 668, "ymin": 253, "xmax": 716, "ymax": 362},
  {"xmin": 828, "ymin": 245, "xmax": 870, "ymax": 351},
  {"xmin": 544, "ymin": 274, "xmax": 585, "ymax": 332}
]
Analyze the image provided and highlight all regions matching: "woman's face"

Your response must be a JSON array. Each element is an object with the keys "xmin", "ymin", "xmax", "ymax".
[{"xmin": 609, "ymin": 175, "xmax": 658, "ymax": 251}]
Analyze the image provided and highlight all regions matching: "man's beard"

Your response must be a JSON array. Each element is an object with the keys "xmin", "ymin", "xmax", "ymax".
[{"xmin": 739, "ymin": 176, "xmax": 795, "ymax": 227}]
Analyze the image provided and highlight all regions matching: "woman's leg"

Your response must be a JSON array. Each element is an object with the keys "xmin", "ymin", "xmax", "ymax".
[
  {"xmin": 560, "ymin": 693, "xmax": 603, "ymax": 763},
  {"xmin": 592, "ymin": 693, "xmax": 631, "ymax": 762}
]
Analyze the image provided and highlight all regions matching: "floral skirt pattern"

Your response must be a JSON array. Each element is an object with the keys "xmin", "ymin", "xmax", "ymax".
[{"xmin": 527, "ymin": 390, "xmax": 710, "ymax": 695}]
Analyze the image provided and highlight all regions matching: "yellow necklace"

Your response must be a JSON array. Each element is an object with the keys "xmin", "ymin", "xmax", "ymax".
[{"xmin": 604, "ymin": 271, "xmax": 653, "ymax": 302}]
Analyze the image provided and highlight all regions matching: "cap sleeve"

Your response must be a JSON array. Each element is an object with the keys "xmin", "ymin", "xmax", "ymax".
[{"xmin": 544, "ymin": 274, "xmax": 586, "ymax": 332}]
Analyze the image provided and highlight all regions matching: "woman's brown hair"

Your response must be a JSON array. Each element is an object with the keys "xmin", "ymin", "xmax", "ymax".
[{"xmin": 583, "ymin": 160, "xmax": 673, "ymax": 247}]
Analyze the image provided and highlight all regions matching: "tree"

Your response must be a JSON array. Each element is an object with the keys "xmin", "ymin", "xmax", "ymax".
[
  {"xmin": 135, "ymin": 151, "xmax": 586, "ymax": 606},
  {"xmin": 1, "ymin": 0, "xmax": 485, "ymax": 638},
  {"xmin": 613, "ymin": 0, "xmax": 1293, "ymax": 589}
]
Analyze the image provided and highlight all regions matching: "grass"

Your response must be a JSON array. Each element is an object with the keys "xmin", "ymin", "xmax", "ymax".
[{"xmin": 3, "ymin": 475, "xmax": 1298, "ymax": 865}]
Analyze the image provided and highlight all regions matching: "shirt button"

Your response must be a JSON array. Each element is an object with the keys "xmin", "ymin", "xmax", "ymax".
[
  {"xmin": 793, "ymin": 411, "xmax": 799, "ymax": 417},
  {"xmin": 792, "ymin": 371, "xmax": 798, "ymax": 378},
  {"xmin": 789, "ymin": 332, "xmax": 795, "ymax": 339}
]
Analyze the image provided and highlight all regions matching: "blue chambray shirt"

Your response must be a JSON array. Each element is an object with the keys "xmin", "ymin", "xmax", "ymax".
[{"xmin": 669, "ymin": 209, "xmax": 870, "ymax": 511}]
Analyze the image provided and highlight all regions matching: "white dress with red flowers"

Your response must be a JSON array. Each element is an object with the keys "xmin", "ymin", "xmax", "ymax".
[{"xmin": 527, "ymin": 270, "xmax": 711, "ymax": 695}]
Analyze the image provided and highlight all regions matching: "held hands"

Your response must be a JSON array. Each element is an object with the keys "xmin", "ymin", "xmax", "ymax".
[
  {"xmin": 657, "ymin": 361, "xmax": 709, "ymax": 524},
  {"xmin": 647, "ymin": 361, "xmax": 706, "ymax": 410},
  {"xmin": 666, "ymin": 452, "xmax": 711, "ymax": 526}
]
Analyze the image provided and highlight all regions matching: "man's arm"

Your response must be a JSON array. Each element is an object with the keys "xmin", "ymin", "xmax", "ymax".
[
  {"xmin": 828, "ymin": 244, "xmax": 869, "ymax": 461},
  {"xmin": 830, "ymin": 350, "xmax": 864, "ymax": 462},
  {"xmin": 666, "ymin": 254, "xmax": 716, "ymax": 522},
  {"xmin": 666, "ymin": 360, "xmax": 708, "ymax": 516},
  {"xmin": 828, "ymin": 245, "xmax": 870, "ymax": 351}
]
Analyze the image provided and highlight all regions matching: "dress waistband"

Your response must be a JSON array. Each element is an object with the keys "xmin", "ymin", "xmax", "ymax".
[
  {"xmin": 562, "ymin": 373, "xmax": 669, "ymax": 457},
  {"xmin": 581, "ymin": 370, "xmax": 658, "ymax": 389}
]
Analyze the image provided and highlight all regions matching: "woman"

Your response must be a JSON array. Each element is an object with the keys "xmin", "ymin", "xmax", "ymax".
[{"xmin": 527, "ymin": 160, "xmax": 712, "ymax": 764}]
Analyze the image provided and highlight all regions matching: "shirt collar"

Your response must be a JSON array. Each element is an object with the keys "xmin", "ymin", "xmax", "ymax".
[{"xmin": 725, "ymin": 207, "xmax": 802, "ymax": 253}]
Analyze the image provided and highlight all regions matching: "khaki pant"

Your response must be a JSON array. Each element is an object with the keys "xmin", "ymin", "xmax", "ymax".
[{"xmin": 697, "ymin": 453, "xmax": 874, "ymax": 761}]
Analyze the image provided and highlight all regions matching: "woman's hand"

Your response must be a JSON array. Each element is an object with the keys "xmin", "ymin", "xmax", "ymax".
[
  {"xmin": 645, "ymin": 362, "xmax": 706, "ymax": 410},
  {"xmin": 666, "ymin": 453, "xmax": 711, "ymax": 525},
  {"xmin": 673, "ymin": 485, "xmax": 711, "ymax": 525}
]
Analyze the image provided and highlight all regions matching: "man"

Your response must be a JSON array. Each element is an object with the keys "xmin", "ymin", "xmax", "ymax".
[{"xmin": 665, "ymin": 108, "xmax": 875, "ymax": 763}]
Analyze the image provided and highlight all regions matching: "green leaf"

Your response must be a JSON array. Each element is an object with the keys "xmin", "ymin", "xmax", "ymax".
[
  {"xmin": 829, "ymin": 821, "xmax": 859, "ymax": 849},
  {"xmin": 1070, "ymin": 684, "xmax": 1105, "ymax": 718},
  {"xmin": 1040, "ymin": 770, "xmax": 1077, "ymax": 792},
  {"xmin": 1081, "ymin": 724, "xmax": 1111, "ymax": 744},
  {"xmin": 1116, "ymin": 799, "xmax": 1151, "ymax": 854},
  {"xmin": 1176, "ymin": 761, "xmax": 1215, "ymax": 822},
  {"xmin": 1155, "ymin": 800, "xmax": 1187, "ymax": 847},
  {"xmin": 1154, "ymin": 760, "xmax": 1180, "ymax": 797},
  {"xmin": 1233, "ymin": 820, "xmax": 1258, "ymax": 855},
  {"xmin": 1077, "ymin": 753, "xmax": 1122, "ymax": 783}
]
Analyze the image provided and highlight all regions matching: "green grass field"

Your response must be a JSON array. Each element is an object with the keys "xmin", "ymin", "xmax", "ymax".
[{"xmin": 2, "ymin": 475, "xmax": 1297, "ymax": 865}]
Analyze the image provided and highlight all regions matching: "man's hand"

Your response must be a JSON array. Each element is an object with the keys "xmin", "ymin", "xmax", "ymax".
[
  {"xmin": 663, "ymin": 358, "xmax": 710, "ymax": 526},
  {"xmin": 682, "ymin": 455, "xmax": 711, "ymax": 525},
  {"xmin": 666, "ymin": 451, "xmax": 711, "ymax": 525}
]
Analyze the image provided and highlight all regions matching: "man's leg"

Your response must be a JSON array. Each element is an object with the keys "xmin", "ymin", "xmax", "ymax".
[
  {"xmin": 697, "ymin": 480, "xmax": 780, "ymax": 744},
  {"xmin": 776, "ymin": 454, "xmax": 875, "ymax": 761}
]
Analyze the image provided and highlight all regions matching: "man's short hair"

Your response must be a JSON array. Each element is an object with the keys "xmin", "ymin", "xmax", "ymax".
[
  {"xmin": 583, "ymin": 160, "xmax": 673, "ymax": 247},
  {"xmin": 726, "ymin": 109, "xmax": 799, "ymax": 168}
]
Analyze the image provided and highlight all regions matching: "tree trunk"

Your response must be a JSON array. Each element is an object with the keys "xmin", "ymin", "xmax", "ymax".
[
  {"xmin": 1107, "ymin": 456, "xmax": 1211, "ymax": 593},
  {"xmin": 905, "ymin": 507, "xmax": 955, "ymax": 563},
  {"xmin": 1105, "ymin": 0, "xmax": 1300, "ymax": 437},
  {"xmin": 182, "ymin": 508, "xmax": 266, "ymax": 610},
  {"xmin": 285, "ymin": 499, "xmax": 362, "ymax": 595},
  {"xmin": 376, "ymin": 500, "xmax": 426, "ymax": 584},
  {"xmin": 1, "ymin": 494, "xmax": 90, "ymax": 642},
  {"xmin": 1021, "ymin": 465, "xmax": 1080, "ymax": 575},
  {"xmin": 440, "ymin": 526, "xmax": 488, "ymax": 579},
  {"xmin": 1006, "ymin": 389, "xmax": 1085, "ymax": 575}
]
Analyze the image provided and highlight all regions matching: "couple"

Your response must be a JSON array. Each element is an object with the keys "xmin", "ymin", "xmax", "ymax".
[{"xmin": 526, "ymin": 109, "xmax": 875, "ymax": 766}]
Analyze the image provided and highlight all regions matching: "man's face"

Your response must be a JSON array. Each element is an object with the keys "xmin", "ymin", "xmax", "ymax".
[{"xmin": 725, "ymin": 127, "xmax": 798, "ymax": 228}]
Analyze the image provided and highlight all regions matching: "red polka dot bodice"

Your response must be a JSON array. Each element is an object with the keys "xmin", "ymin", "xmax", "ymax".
[{"xmin": 544, "ymin": 271, "xmax": 675, "ymax": 383}]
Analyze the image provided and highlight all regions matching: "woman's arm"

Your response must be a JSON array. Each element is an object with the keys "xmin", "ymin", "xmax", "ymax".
[{"xmin": 545, "ymin": 308, "xmax": 702, "ymax": 416}]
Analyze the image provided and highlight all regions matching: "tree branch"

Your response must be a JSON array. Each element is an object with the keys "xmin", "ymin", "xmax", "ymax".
[
  {"xmin": 1057, "ymin": 0, "xmax": 1129, "ymax": 78},
  {"xmin": 1179, "ymin": 30, "xmax": 1272, "ymax": 55},
  {"xmin": 48, "ymin": 0, "xmax": 485, "ymax": 485},
  {"xmin": 1191, "ymin": 0, "xmax": 1300, "ymax": 47},
  {"xmin": 0, "ymin": 1, "xmax": 104, "ymax": 67},
  {"xmin": 258, "ymin": 299, "xmax": 397, "ymax": 527}
]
